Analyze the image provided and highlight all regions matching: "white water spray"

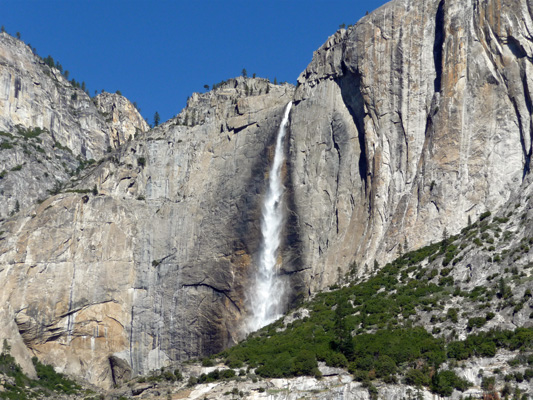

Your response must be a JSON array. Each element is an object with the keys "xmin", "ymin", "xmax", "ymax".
[{"xmin": 247, "ymin": 102, "xmax": 292, "ymax": 333}]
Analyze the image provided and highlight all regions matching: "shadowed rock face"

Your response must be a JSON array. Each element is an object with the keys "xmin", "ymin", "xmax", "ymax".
[
  {"xmin": 2, "ymin": 0, "xmax": 533, "ymax": 389},
  {"xmin": 290, "ymin": 0, "xmax": 533, "ymax": 290}
]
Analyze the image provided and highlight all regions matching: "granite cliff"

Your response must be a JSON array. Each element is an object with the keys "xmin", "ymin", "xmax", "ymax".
[
  {"xmin": 0, "ymin": 32, "xmax": 149, "ymax": 219},
  {"xmin": 1, "ymin": 0, "xmax": 533, "ymax": 395},
  {"xmin": 290, "ymin": 0, "xmax": 533, "ymax": 289},
  {"xmin": 0, "ymin": 60, "xmax": 296, "ymax": 386}
]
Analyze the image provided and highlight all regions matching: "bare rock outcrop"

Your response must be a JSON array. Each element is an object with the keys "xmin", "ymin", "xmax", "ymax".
[
  {"xmin": 0, "ymin": 78, "xmax": 295, "ymax": 387},
  {"xmin": 0, "ymin": 32, "xmax": 148, "ymax": 218},
  {"xmin": 290, "ymin": 0, "xmax": 533, "ymax": 289}
]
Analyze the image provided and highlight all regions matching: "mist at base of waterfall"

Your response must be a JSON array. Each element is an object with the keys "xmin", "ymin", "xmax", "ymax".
[{"xmin": 246, "ymin": 102, "xmax": 292, "ymax": 333}]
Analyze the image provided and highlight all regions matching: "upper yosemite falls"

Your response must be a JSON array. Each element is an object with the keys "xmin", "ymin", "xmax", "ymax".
[{"xmin": 1, "ymin": 0, "xmax": 533, "ymax": 397}]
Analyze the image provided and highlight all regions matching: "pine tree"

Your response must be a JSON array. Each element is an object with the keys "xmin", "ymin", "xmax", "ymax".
[
  {"xmin": 154, "ymin": 111, "xmax": 160, "ymax": 127},
  {"xmin": 242, "ymin": 68, "xmax": 247, "ymax": 78}
]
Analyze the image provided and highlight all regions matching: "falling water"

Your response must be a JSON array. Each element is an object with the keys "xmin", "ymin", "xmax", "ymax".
[{"xmin": 247, "ymin": 101, "xmax": 292, "ymax": 333}]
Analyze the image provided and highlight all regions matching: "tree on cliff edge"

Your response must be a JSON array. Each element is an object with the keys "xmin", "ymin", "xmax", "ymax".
[{"xmin": 154, "ymin": 111, "xmax": 160, "ymax": 127}]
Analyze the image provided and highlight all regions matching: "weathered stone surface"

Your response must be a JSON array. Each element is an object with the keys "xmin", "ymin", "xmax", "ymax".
[
  {"xmin": 290, "ymin": 0, "xmax": 533, "ymax": 289},
  {"xmin": 0, "ymin": 32, "xmax": 148, "ymax": 218},
  {"xmin": 0, "ymin": 77, "xmax": 295, "ymax": 387},
  {"xmin": 93, "ymin": 92, "xmax": 149, "ymax": 146}
]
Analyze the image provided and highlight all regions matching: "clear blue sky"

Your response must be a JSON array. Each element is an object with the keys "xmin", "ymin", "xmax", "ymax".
[{"xmin": 2, "ymin": 0, "xmax": 389, "ymax": 125}]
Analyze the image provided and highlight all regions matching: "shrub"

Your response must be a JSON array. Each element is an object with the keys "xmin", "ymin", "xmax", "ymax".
[
  {"xmin": 137, "ymin": 157, "xmax": 146, "ymax": 168},
  {"xmin": 32, "ymin": 356, "xmax": 80, "ymax": 394},
  {"xmin": 201, "ymin": 358, "xmax": 214, "ymax": 367},
  {"xmin": 467, "ymin": 317, "xmax": 487, "ymax": 330},
  {"xmin": 220, "ymin": 369, "xmax": 236, "ymax": 379},
  {"xmin": 447, "ymin": 308, "xmax": 458, "ymax": 323},
  {"xmin": 430, "ymin": 370, "xmax": 470, "ymax": 396},
  {"xmin": 447, "ymin": 341, "xmax": 472, "ymax": 360},
  {"xmin": 293, "ymin": 350, "xmax": 319, "ymax": 377},
  {"xmin": 478, "ymin": 341, "xmax": 496, "ymax": 357},
  {"xmin": 404, "ymin": 368, "xmax": 430, "ymax": 387},
  {"xmin": 481, "ymin": 376, "xmax": 495, "ymax": 391},
  {"xmin": 480, "ymin": 211, "xmax": 492, "ymax": 221},
  {"xmin": 173, "ymin": 369, "xmax": 183, "ymax": 381},
  {"xmin": 325, "ymin": 352, "xmax": 348, "ymax": 368},
  {"xmin": 162, "ymin": 371, "xmax": 175, "ymax": 381}
]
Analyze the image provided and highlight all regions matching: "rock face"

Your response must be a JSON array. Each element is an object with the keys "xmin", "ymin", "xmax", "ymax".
[
  {"xmin": 0, "ymin": 75, "xmax": 295, "ymax": 387},
  {"xmin": 290, "ymin": 0, "xmax": 533, "ymax": 289},
  {"xmin": 0, "ymin": 32, "xmax": 148, "ymax": 218},
  {"xmin": 93, "ymin": 92, "xmax": 148, "ymax": 147},
  {"xmin": 2, "ymin": 0, "xmax": 533, "ymax": 391}
]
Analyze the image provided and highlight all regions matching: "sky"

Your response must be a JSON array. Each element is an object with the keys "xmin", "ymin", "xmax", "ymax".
[{"xmin": 1, "ymin": 0, "xmax": 389, "ymax": 125}]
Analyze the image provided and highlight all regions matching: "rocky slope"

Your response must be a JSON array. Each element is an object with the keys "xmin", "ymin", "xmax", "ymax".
[{"xmin": 2, "ymin": 0, "xmax": 533, "ymax": 395}]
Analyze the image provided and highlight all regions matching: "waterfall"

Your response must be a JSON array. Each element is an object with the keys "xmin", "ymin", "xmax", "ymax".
[{"xmin": 247, "ymin": 101, "xmax": 292, "ymax": 333}]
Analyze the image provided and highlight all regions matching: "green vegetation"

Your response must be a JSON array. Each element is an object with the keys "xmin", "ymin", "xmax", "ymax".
[
  {"xmin": 218, "ymin": 211, "xmax": 533, "ymax": 396},
  {"xmin": 32, "ymin": 357, "xmax": 80, "ymax": 394},
  {"xmin": 16, "ymin": 126, "xmax": 45, "ymax": 140},
  {"xmin": 136, "ymin": 367, "xmax": 183, "ymax": 384},
  {"xmin": 64, "ymin": 188, "xmax": 93, "ymax": 194},
  {"xmin": 0, "ymin": 340, "xmax": 80, "ymax": 399},
  {"xmin": 0, "ymin": 131, "xmax": 14, "ymax": 138},
  {"xmin": 53, "ymin": 140, "xmax": 72, "ymax": 153}
]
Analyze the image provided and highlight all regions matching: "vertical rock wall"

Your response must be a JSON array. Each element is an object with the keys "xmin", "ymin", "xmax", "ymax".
[
  {"xmin": 290, "ymin": 0, "xmax": 533, "ymax": 289},
  {"xmin": 0, "ymin": 78, "xmax": 295, "ymax": 387}
]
